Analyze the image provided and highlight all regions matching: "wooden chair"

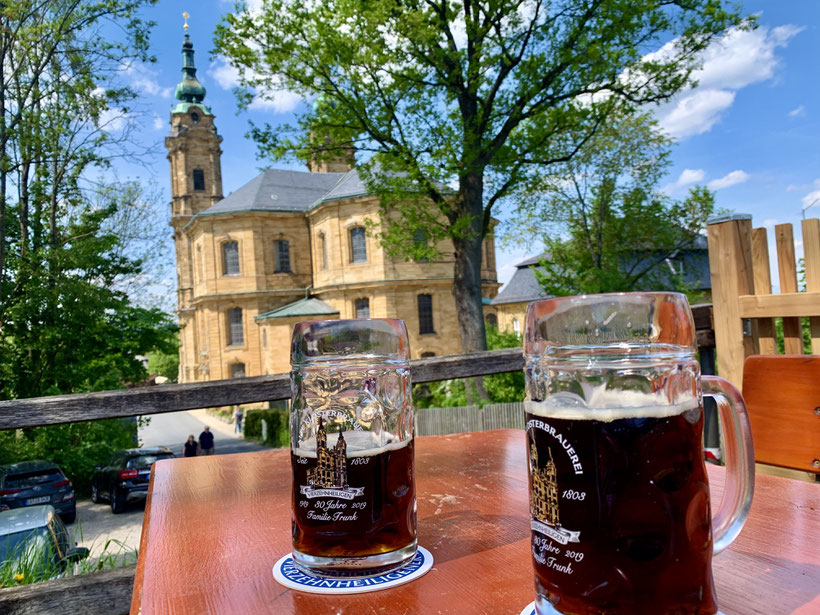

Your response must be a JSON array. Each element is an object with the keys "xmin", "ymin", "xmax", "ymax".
[{"xmin": 742, "ymin": 355, "xmax": 820, "ymax": 474}]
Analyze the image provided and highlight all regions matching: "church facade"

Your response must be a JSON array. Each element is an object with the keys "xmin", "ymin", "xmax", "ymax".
[{"xmin": 166, "ymin": 33, "xmax": 500, "ymax": 382}]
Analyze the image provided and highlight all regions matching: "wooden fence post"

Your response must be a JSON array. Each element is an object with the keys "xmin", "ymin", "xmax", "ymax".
[
  {"xmin": 802, "ymin": 218, "xmax": 820, "ymax": 353},
  {"xmin": 706, "ymin": 214, "xmax": 758, "ymax": 387}
]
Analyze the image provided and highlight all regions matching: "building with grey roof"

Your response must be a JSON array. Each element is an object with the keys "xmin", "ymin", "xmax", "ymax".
[{"xmin": 165, "ymin": 31, "xmax": 500, "ymax": 383}]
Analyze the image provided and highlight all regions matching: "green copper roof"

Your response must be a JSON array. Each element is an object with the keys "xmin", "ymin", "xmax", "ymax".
[
  {"xmin": 174, "ymin": 32, "xmax": 211, "ymax": 115},
  {"xmin": 255, "ymin": 297, "xmax": 340, "ymax": 321}
]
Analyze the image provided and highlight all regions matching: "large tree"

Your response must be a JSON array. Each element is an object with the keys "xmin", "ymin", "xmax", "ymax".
[
  {"xmin": 0, "ymin": 0, "xmax": 176, "ymax": 400},
  {"xmin": 504, "ymin": 109, "xmax": 716, "ymax": 296},
  {"xmin": 216, "ymin": 0, "xmax": 748, "ymax": 355}
]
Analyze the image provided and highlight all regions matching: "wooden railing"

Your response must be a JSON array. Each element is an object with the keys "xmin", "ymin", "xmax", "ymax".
[
  {"xmin": 707, "ymin": 214, "xmax": 820, "ymax": 388},
  {"xmin": 0, "ymin": 307, "xmax": 713, "ymax": 615}
]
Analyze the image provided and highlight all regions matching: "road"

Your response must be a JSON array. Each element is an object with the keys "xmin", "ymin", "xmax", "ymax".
[{"xmin": 68, "ymin": 409, "xmax": 270, "ymax": 562}]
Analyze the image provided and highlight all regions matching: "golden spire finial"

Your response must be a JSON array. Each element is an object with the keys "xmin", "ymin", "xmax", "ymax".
[{"xmin": 182, "ymin": 12, "xmax": 190, "ymax": 32}]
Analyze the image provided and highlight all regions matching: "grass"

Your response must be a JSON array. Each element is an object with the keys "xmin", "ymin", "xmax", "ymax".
[{"xmin": 0, "ymin": 525, "xmax": 138, "ymax": 589}]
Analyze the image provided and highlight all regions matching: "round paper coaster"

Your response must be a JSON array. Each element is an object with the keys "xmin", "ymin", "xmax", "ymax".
[
  {"xmin": 521, "ymin": 602, "xmax": 724, "ymax": 615},
  {"xmin": 273, "ymin": 546, "xmax": 433, "ymax": 594}
]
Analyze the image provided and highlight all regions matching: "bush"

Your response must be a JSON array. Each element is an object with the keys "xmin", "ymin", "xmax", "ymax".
[
  {"xmin": 244, "ymin": 408, "xmax": 288, "ymax": 448},
  {"xmin": 0, "ymin": 418, "xmax": 140, "ymax": 496}
]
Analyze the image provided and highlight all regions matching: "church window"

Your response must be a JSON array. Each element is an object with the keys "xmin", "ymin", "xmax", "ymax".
[
  {"xmin": 231, "ymin": 362, "xmax": 246, "ymax": 378},
  {"xmin": 318, "ymin": 232, "xmax": 327, "ymax": 270},
  {"xmin": 418, "ymin": 294, "xmax": 434, "ymax": 334},
  {"xmin": 227, "ymin": 308, "xmax": 244, "ymax": 346},
  {"xmin": 274, "ymin": 240, "xmax": 291, "ymax": 273},
  {"xmin": 413, "ymin": 229, "xmax": 429, "ymax": 262},
  {"xmin": 193, "ymin": 169, "xmax": 205, "ymax": 191},
  {"xmin": 513, "ymin": 317, "xmax": 520, "ymax": 338},
  {"xmin": 191, "ymin": 111, "xmax": 200, "ymax": 123},
  {"xmin": 354, "ymin": 298, "xmax": 370, "ymax": 319},
  {"xmin": 223, "ymin": 241, "xmax": 240, "ymax": 276},
  {"xmin": 485, "ymin": 313, "xmax": 498, "ymax": 328},
  {"xmin": 350, "ymin": 226, "xmax": 367, "ymax": 263}
]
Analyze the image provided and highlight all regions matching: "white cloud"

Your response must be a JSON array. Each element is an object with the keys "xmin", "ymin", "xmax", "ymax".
[
  {"xmin": 98, "ymin": 108, "xmax": 133, "ymax": 132},
  {"xmin": 801, "ymin": 189, "xmax": 820, "ymax": 215},
  {"xmin": 706, "ymin": 170, "xmax": 750, "ymax": 190},
  {"xmin": 120, "ymin": 60, "xmax": 173, "ymax": 98},
  {"xmin": 675, "ymin": 168, "xmax": 705, "ymax": 187},
  {"xmin": 762, "ymin": 218, "xmax": 779, "ymax": 229},
  {"xmin": 208, "ymin": 56, "xmax": 302, "ymax": 113},
  {"xmin": 788, "ymin": 105, "xmax": 806, "ymax": 117},
  {"xmin": 153, "ymin": 114, "xmax": 164, "ymax": 130},
  {"xmin": 655, "ymin": 25, "xmax": 801, "ymax": 139},
  {"xmin": 658, "ymin": 89, "xmax": 735, "ymax": 138}
]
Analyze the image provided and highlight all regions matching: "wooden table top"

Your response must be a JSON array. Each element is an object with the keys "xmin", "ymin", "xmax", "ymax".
[{"xmin": 130, "ymin": 429, "xmax": 820, "ymax": 615}]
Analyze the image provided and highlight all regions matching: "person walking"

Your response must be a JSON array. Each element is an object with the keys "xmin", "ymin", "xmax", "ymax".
[
  {"xmin": 199, "ymin": 425, "xmax": 215, "ymax": 456},
  {"xmin": 233, "ymin": 408, "xmax": 243, "ymax": 435},
  {"xmin": 183, "ymin": 435, "xmax": 199, "ymax": 457}
]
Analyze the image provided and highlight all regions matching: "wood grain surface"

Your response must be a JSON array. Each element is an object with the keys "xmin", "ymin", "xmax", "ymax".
[
  {"xmin": 130, "ymin": 430, "xmax": 820, "ymax": 615},
  {"xmin": 742, "ymin": 355, "xmax": 820, "ymax": 473}
]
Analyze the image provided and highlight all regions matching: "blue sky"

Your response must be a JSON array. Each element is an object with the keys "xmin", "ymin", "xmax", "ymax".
[{"xmin": 115, "ymin": 1, "xmax": 820, "ymax": 298}]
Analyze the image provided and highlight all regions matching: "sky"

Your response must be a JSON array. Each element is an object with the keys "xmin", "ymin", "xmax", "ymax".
[{"xmin": 113, "ymin": 1, "xmax": 820, "ymax": 301}]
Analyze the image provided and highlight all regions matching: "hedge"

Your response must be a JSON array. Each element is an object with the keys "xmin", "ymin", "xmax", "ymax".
[{"xmin": 244, "ymin": 408, "xmax": 289, "ymax": 448}]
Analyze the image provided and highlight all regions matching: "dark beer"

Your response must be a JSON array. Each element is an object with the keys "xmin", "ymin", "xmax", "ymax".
[
  {"xmin": 525, "ymin": 399, "xmax": 717, "ymax": 615},
  {"xmin": 291, "ymin": 432, "xmax": 415, "ymax": 566}
]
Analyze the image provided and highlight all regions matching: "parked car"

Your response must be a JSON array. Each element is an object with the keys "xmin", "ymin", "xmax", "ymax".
[
  {"xmin": 0, "ymin": 505, "xmax": 89, "ymax": 581},
  {"xmin": 91, "ymin": 447, "xmax": 175, "ymax": 514},
  {"xmin": 0, "ymin": 461, "xmax": 77, "ymax": 524}
]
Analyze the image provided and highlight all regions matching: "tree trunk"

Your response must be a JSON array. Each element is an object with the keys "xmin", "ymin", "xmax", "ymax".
[{"xmin": 452, "ymin": 173, "xmax": 489, "ymax": 402}]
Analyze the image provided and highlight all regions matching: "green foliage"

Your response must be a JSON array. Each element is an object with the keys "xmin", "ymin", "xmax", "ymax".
[
  {"xmin": 506, "ymin": 110, "xmax": 716, "ymax": 296},
  {"xmin": 216, "ymin": 0, "xmax": 749, "ymax": 353},
  {"xmin": 0, "ymin": 532, "xmax": 137, "ymax": 588},
  {"xmin": 414, "ymin": 325, "xmax": 524, "ymax": 408},
  {"xmin": 0, "ymin": 0, "xmax": 170, "ymax": 400},
  {"xmin": 243, "ymin": 408, "xmax": 289, "ymax": 448},
  {"xmin": 0, "ymin": 418, "xmax": 140, "ymax": 494},
  {"xmin": 147, "ymin": 336, "xmax": 180, "ymax": 382}
]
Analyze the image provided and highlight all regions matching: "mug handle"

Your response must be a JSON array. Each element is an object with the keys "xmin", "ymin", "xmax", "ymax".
[{"xmin": 702, "ymin": 376, "xmax": 756, "ymax": 554}]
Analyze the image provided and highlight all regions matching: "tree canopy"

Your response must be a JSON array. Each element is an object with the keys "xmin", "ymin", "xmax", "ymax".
[
  {"xmin": 503, "ymin": 109, "xmax": 716, "ymax": 297},
  {"xmin": 0, "ymin": 0, "xmax": 176, "ymax": 400},
  {"xmin": 216, "ymin": 0, "xmax": 749, "ymax": 355}
]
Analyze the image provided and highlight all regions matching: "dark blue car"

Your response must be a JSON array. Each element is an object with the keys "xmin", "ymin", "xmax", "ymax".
[
  {"xmin": 0, "ymin": 461, "xmax": 76, "ymax": 524},
  {"xmin": 91, "ymin": 447, "xmax": 174, "ymax": 514}
]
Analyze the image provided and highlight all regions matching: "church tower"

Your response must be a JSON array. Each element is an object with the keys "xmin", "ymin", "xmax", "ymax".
[{"xmin": 166, "ymin": 16, "xmax": 223, "ymax": 381}]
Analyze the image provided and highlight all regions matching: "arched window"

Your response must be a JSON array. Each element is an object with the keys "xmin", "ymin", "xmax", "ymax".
[
  {"xmin": 350, "ymin": 226, "xmax": 367, "ymax": 263},
  {"xmin": 193, "ymin": 169, "xmax": 205, "ymax": 191},
  {"xmin": 227, "ymin": 308, "xmax": 244, "ymax": 346},
  {"xmin": 223, "ymin": 241, "xmax": 240, "ymax": 276},
  {"xmin": 418, "ymin": 294, "xmax": 434, "ymax": 334},
  {"xmin": 318, "ymin": 232, "xmax": 327, "ymax": 270},
  {"xmin": 513, "ymin": 317, "xmax": 520, "ymax": 338},
  {"xmin": 274, "ymin": 239, "xmax": 291, "ymax": 273},
  {"xmin": 355, "ymin": 297, "xmax": 370, "ymax": 319},
  {"xmin": 485, "ymin": 313, "xmax": 498, "ymax": 328},
  {"xmin": 231, "ymin": 363, "xmax": 246, "ymax": 378}
]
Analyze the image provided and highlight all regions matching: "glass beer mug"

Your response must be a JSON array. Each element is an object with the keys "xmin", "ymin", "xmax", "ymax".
[
  {"xmin": 524, "ymin": 293, "xmax": 754, "ymax": 615},
  {"xmin": 290, "ymin": 319, "xmax": 416, "ymax": 576}
]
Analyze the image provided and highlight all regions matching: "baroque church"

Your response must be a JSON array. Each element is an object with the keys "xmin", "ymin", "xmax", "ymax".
[{"xmin": 166, "ymin": 30, "xmax": 500, "ymax": 382}]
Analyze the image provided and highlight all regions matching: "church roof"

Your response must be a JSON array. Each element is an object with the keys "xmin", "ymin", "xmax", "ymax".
[
  {"xmin": 197, "ymin": 169, "xmax": 345, "ymax": 217},
  {"xmin": 315, "ymin": 169, "xmax": 369, "ymax": 203},
  {"xmin": 255, "ymin": 297, "xmax": 340, "ymax": 321}
]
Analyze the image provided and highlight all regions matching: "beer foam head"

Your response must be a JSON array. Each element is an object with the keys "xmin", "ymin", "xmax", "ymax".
[
  {"xmin": 293, "ymin": 430, "xmax": 411, "ymax": 458},
  {"xmin": 526, "ymin": 386, "xmax": 699, "ymax": 421}
]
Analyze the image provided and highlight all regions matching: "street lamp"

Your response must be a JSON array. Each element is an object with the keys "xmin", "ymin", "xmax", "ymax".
[{"xmin": 802, "ymin": 197, "xmax": 820, "ymax": 219}]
